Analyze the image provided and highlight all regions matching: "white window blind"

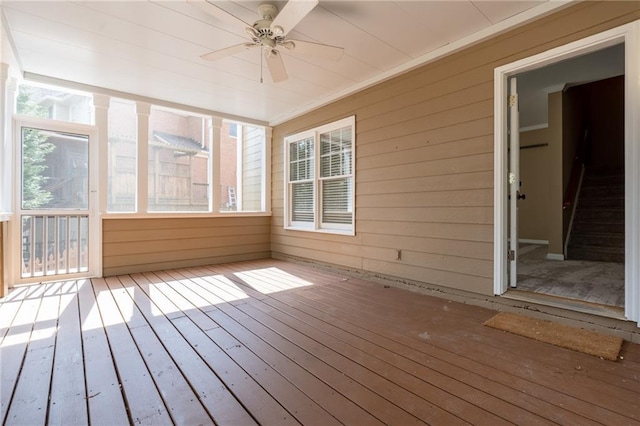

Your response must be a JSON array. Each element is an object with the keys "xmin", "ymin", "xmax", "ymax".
[
  {"xmin": 320, "ymin": 126, "xmax": 352, "ymax": 226},
  {"xmin": 289, "ymin": 137, "xmax": 314, "ymax": 223}
]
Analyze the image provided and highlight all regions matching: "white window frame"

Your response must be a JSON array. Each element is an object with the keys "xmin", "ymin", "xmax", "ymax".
[{"xmin": 284, "ymin": 116, "xmax": 355, "ymax": 235}]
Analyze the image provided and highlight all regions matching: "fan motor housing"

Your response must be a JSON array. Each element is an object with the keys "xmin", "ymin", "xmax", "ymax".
[
  {"xmin": 253, "ymin": 3, "xmax": 284, "ymax": 45},
  {"xmin": 258, "ymin": 4, "xmax": 278, "ymax": 20}
]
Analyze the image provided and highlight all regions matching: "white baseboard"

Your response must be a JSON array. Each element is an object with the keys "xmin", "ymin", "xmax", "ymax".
[
  {"xmin": 519, "ymin": 239, "xmax": 549, "ymax": 245},
  {"xmin": 546, "ymin": 253, "xmax": 565, "ymax": 261}
]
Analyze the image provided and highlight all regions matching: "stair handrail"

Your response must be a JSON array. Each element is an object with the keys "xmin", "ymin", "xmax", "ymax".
[
  {"xmin": 563, "ymin": 125, "xmax": 591, "ymax": 210},
  {"xmin": 564, "ymin": 165, "xmax": 585, "ymax": 258}
]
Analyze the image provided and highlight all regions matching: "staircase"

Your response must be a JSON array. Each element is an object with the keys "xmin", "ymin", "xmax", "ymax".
[{"xmin": 567, "ymin": 167, "xmax": 624, "ymax": 263}]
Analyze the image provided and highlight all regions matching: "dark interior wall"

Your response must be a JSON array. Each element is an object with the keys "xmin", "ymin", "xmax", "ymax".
[
  {"xmin": 564, "ymin": 75, "xmax": 625, "ymax": 171},
  {"xmin": 562, "ymin": 75, "xmax": 624, "ymax": 245},
  {"xmin": 586, "ymin": 76, "xmax": 625, "ymax": 169}
]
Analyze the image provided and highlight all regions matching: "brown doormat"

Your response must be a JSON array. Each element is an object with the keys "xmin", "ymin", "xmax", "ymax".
[{"xmin": 484, "ymin": 312, "xmax": 623, "ymax": 361}]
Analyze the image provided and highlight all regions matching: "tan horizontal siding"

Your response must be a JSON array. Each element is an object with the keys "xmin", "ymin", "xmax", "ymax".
[
  {"xmin": 360, "ymin": 233, "xmax": 493, "ymax": 261},
  {"xmin": 358, "ymin": 170, "xmax": 494, "ymax": 195},
  {"xmin": 358, "ymin": 153, "xmax": 492, "ymax": 183},
  {"xmin": 356, "ymin": 221, "xmax": 493, "ymax": 243},
  {"xmin": 103, "ymin": 216, "xmax": 270, "ymax": 276},
  {"xmin": 356, "ymin": 189, "xmax": 493, "ymax": 209},
  {"xmin": 358, "ymin": 118, "xmax": 494, "ymax": 159},
  {"xmin": 271, "ymin": 1, "xmax": 640, "ymax": 295},
  {"xmin": 272, "ymin": 243, "xmax": 364, "ymax": 270},
  {"xmin": 358, "ymin": 135, "xmax": 493, "ymax": 170}
]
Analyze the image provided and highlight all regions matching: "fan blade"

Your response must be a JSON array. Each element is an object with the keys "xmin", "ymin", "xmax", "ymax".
[
  {"xmin": 187, "ymin": 0, "xmax": 251, "ymax": 30},
  {"xmin": 201, "ymin": 43, "xmax": 256, "ymax": 61},
  {"xmin": 285, "ymin": 40, "xmax": 344, "ymax": 61},
  {"xmin": 265, "ymin": 50, "xmax": 288, "ymax": 83},
  {"xmin": 271, "ymin": 0, "xmax": 319, "ymax": 36}
]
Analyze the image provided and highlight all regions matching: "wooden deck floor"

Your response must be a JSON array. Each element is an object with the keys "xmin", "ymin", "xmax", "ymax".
[{"xmin": 1, "ymin": 259, "xmax": 639, "ymax": 425}]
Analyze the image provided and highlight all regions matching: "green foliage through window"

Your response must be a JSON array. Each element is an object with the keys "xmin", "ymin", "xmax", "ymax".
[{"xmin": 18, "ymin": 87, "xmax": 56, "ymax": 209}]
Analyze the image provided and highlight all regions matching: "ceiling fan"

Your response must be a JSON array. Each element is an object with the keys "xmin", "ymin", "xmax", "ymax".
[{"xmin": 188, "ymin": 0, "xmax": 344, "ymax": 83}]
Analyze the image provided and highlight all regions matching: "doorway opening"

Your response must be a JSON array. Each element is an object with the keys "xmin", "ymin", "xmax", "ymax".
[
  {"xmin": 516, "ymin": 45, "xmax": 625, "ymax": 312},
  {"xmin": 493, "ymin": 22, "xmax": 640, "ymax": 325}
]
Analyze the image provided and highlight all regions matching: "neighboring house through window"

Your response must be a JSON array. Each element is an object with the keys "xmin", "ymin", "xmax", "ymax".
[{"xmin": 285, "ymin": 116, "xmax": 355, "ymax": 234}]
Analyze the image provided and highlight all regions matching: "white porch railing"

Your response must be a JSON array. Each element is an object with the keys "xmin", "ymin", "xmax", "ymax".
[{"xmin": 21, "ymin": 214, "xmax": 89, "ymax": 278}]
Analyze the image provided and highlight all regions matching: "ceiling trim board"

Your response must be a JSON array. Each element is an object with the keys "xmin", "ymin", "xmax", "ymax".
[
  {"xmin": 23, "ymin": 72, "xmax": 269, "ymax": 127},
  {"xmin": 269, "ymin": 0, "xmax": 574, "ymax": 126},
  {"xmin": 1, "ymin": 10, "xmax": 23, "ymax": 77}
]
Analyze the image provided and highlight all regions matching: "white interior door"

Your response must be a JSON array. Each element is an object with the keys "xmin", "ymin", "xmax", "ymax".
[{"xmin": 509, "ymin": 77, "xmax": 520, "ymax": 288}]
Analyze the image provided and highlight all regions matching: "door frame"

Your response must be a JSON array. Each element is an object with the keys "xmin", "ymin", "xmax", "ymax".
[
  {"xmin": 493, "ymin": 21, "xmax": 640, "ymax": 324},
  {"xmin": 10, "ymin": 116, "xmax": 101, "ymax": 284}
]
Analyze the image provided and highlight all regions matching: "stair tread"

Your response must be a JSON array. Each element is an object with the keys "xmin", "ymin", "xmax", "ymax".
[
  {"xmin": 570, "ymin": 231, "xmax": 624, "ymax": 238},
  {"xmin": 569, "ymin": 166, "xmax": 625, "ymax": 265},
  {"xmin": 573, "ymin": 219, "xmax": 624, "ymax": 225},
  {"xmin": 568, "ymin": 245, "xmax": 624, "ymax": 254},
  {"xmin": 579, "ymin": 194, "xmax": 624, "ymax": 200},
  {"xmin": 582, "ymin": 178, "xmax": 624, "ymax": 186}
]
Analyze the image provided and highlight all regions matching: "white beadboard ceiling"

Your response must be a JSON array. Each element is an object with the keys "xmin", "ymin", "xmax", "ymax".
[{"xmin": 1, "ymin": 1, "xmax": 567, "ymax": 125}]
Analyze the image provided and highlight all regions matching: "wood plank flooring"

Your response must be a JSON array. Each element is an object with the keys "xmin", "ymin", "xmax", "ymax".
[{"xmin": 1, "ymin": 259, "xmax": 639, "ymax": 425}]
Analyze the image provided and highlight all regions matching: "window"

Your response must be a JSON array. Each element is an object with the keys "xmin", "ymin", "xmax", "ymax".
[
  {"xmin": 17, "ymin": 83, "xmax": 93, "ymax": 125},
  {"xmin": 107, "ymin": 98, "xmax": 136, "ymax": 212},
  {"xmin": 219, "ymin": 121, "xmax": 267, "ymax": 212},
  {"xmin": 228, "ymin": 123, "xmax": 238, "ymax": 138},
  {"xmin": 21, "ymin": 127, "xmax": 89, "ymax": 210},
  {"xmin": 285, "ymin": 116, "xmax": 355, "ymax": 234},
  {"xmin": 148, "ymin": 107, "xmax": 211, "ymax": 212}
]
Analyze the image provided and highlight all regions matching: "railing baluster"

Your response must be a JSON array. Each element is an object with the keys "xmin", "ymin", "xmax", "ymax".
[
  {"xmin": 65, "ymin": 215, "xmax": 70, "ymax": 274},
  {"xmin": 38, "ymin": 216, "xmax": 43, "ymax": 274},
  {"xmin": 82, "ymin": 216, "xmax": 88, "ymax": 271},
  {"xmin": 76, "ymin": 216, "xmax": 81, "ymax": 273},
  {"xmin": 43, "ymin": 216, "xmax": 49, "ymax": 276},
  {"xmin": 29, "ymin": 216, "xmax": 35, "ymax": 277},
  {"xmin": 54, "ymin": 216, "xmax": 58, "ymax": 275}
]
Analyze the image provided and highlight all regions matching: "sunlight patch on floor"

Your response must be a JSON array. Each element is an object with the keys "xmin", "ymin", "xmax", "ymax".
[
  {"xmin": 234, "ymin": 267, "xmax": 314, "ymax": 294},
  {"xmin": 188, "ymin": 273, "xmax": 248, "ymax": 303},
  {"xmin": 2, "ymin": 281, "xmax": 76, "ymax": 348},
  {"xmin": 147, "ymin": 284, "xmax": 184, "ymax": 317}
]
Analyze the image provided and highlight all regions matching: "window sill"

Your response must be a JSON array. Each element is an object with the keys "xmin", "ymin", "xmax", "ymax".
[
  {"xmin": 285, "ymin": 226, "xmax": 355, "ymax": 236},
  {"xmin": 102, "ymin": 211, "xmax": 272, "ymax": 219}
]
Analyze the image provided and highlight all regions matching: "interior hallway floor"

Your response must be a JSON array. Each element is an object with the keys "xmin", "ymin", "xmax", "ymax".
[{"xmin": 515, "ymin": 244, "xmax": 624, "ymax": 308}]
